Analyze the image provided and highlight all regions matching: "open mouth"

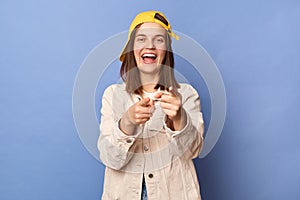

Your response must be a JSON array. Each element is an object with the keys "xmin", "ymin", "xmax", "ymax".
[{"xmin": 142, "ymin": 53, "xmax": 157, "ymax": 64}]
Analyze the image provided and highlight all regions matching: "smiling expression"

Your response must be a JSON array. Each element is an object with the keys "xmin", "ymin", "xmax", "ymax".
[{"xmin": 133, "ymin": 23, "xmax": 167, "ymax": 76}]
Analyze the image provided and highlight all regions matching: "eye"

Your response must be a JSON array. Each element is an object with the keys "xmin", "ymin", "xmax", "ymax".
[
  {"xmin": 155, "ymin": 37, "xmax": 165, "ymax": 43},
  {"xmin": 136, "ymin": 36, "xmax": 146, "ymax": 42}
]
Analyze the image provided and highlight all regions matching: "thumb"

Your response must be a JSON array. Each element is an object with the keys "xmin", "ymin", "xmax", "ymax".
[
  {"xmin": 154, "ymin": 92, "xmax": 163, "ymax": 99},
  {"xmin": 168, "ymin": 86, "xmax": 179, "ymax": 97}
]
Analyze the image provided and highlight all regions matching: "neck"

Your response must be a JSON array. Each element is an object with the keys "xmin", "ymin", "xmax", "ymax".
[{"xmin": 140, "ymin": 73, "xmax": 159, "ymax": 93}]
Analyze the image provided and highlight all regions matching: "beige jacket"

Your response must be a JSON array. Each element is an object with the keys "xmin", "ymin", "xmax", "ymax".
[{"xmin": 98, "ymin": 83, "xmax": 204, "ymax": 200}]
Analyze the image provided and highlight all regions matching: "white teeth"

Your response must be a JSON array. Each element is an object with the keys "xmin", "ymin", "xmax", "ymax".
[{"xmin": 142, "ymin": 53, "xmax": 156, "ymax": 58}]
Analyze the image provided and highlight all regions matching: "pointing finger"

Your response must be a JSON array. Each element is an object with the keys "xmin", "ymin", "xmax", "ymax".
[{"xmin": 139, "ymin": 97, "xmax": 150, "ymax": 106}]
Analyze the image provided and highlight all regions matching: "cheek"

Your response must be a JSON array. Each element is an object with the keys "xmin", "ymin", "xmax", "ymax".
[
  {"xmin": 158, "ymin": 49, "xmax": 166, "ymax": 59},
  {"xmin": 133, "ymin": 42, "xmax": 144, "ymax": 51},
  {"xmin": 133, "ymin": 43, "xmax": 142, "ymax": 58},
  {"xmin": 133, "ymin": 49, "xmax": 142, "ymax": 66},
  {"xmin": 133, "ymin": 49, "xmax": 140, "ymax": 60}
]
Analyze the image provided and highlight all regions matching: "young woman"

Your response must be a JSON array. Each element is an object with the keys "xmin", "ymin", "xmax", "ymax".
[{"xmin": 98, "ymin": 10, "xmax": 204, "ymax": 200}]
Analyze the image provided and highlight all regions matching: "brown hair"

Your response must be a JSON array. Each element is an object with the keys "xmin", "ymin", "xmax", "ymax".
[{"xmin": 120, "ymin": 26, "xmax": 180, "ymax": 95}]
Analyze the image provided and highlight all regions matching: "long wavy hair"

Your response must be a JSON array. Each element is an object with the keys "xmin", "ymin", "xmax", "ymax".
[{"xmin": 120, "ymin": 25, "xmax": 180, "ymax": 95}]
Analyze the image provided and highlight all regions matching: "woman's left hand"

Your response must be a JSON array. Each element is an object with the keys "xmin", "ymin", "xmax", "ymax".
[{"xmin": 154, "ymin": 87, "xmax": 186, "ymax": 130}]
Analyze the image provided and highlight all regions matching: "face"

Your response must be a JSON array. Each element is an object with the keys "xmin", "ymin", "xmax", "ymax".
[{"xmin": 133, "ymin": 22, "xmax": 167, "ymax": 76}]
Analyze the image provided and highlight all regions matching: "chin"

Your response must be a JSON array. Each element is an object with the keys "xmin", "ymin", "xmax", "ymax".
[{"xmin": 138, "ymin": 64, "xmax": 161, "ymax": 74}]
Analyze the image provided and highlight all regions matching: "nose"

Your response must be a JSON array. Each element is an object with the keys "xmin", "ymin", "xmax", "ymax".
[{"xmin": 145, "ymin": 39, "xmax": 155, "ymax": 49}]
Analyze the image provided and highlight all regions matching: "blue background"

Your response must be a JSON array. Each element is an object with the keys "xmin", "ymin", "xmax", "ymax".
[{"xmin": 1, "ymin": 0, "xmax": 299, "ymax": 199}]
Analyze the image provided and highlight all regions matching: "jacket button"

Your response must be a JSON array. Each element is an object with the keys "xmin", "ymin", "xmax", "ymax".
[
  {"xmin": 148, "ymin": 173, "xmax": 154, "ymax": 178},
  {"xmin": 143, "ymin": 145, "xmax": 149, "ymax": 151},
  {"xmin": 126, "ymin": 138, "xmax": 133, "ymax": 143}
]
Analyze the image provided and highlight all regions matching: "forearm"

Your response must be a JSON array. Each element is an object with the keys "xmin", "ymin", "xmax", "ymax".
[
  {"xmin": 166, "ymin": 108, "xmax": 187, "ymax": 131},
  {"xmin": 164, "ymin": 112, "xmax": 204, "ymax": 159},
  {"xmin": 119, "ymin": 111, "xmax": 137, "ymax": 135}
]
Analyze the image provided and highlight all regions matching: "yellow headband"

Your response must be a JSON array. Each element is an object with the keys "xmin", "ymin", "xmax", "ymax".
[{"xmin": 119, "ymin": 10, "xmax": 179, "ymax": 61}]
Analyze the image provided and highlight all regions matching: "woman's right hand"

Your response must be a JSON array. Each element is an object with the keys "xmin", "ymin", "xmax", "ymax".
[
  {"xmin": 128, "ymin": 97, "xmax": 154, "ymax": 124},
  {"xmin": 120, "ymin": 97, "xmax": 154, "ymax": 135}
]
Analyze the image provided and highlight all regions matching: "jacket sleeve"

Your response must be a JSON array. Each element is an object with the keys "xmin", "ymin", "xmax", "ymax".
[
  {"xmin": 163, "ymin": 84, "xmax": 204, "ymax": 159},
  {"xmin": 97, "ymin": 85, "xmax": 140, "ymax": 170}
]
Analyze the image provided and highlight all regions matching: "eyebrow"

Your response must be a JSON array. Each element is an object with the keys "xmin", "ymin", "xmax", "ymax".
[{"xmin": 135, "ymin": 34, "xmax": 165, "ymax": 38}]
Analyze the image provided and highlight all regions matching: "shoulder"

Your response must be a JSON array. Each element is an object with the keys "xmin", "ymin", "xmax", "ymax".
[
  {"xmin": 103, "ymin": 83, "xmax": 126, "ymax": 96},
  {"xmin": 102, "ymin": 84, "xmax": 130, "ymax": 103},
  {"xmin": 178, "ymin": 83, "xmax": 202, "ymax": 110},
  {"xmin": 178, "ymin": 83, "xmax": 199, "ymax": 96}
]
